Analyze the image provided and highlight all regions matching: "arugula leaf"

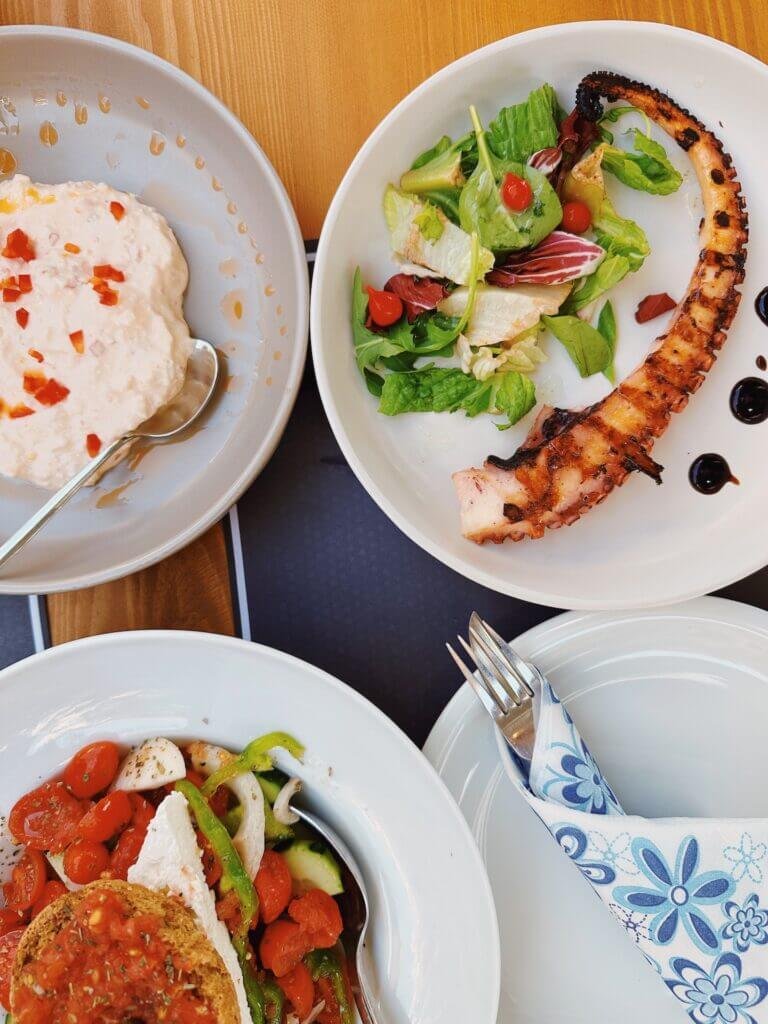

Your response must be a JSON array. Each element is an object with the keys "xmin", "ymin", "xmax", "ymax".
[
  {"xmin": 379, "ymin": 366, "xmax": 535, "ymax": 426},
  {"xmin": 601, "ymin": 130, "xmax": 682, "ymax": 195},
  {"xmin": 351, "ymin": 268, "xmax": 409, "ymax": 372},
  {"xmin": 562, "ymin": 254, "xmax": 631, "ymax": 313},
  {"xmin": 459, "ymin": 106, "xmax": 562, "ymax": 252},
  {"xmin": 542, "ymin": 314, "xmax": 612, "ymax": 378},
  {"xmin": 414, "ymin": 204, "xmax": 444, "ymax": 241},
  {"xmin": 487, "ymin": 84, "xmax": 560, "ymax": 164},
  {"xmin": 597, "ymin": 300, "xmax": 617, "ymax": 383}
]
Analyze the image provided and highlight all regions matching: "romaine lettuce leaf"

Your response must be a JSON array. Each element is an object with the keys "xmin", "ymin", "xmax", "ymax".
[
  {"xmin": 487, "ymin": 83, "xmax": 560, "ymax": 164},
  {"xmin": 351, "ymin": 267, "xmax": 409, "ymax": 373},
  {"xmin": 601, "ymin": 130, "xmax": 682, "ymax": 195},
  {"xmin": 379, "ymin": 366, "xmax": 536, "ymax": 427},
  {"xmin": 401, "ymin": 132, "xmax": 477, "ymax": 194},
  {"xmin": 596, "ymin": 300, "xmax": 617, "ymax": 383},
  {"xmin": 542, "ymin": 314, "xmax": 613, "ymax": 378}
]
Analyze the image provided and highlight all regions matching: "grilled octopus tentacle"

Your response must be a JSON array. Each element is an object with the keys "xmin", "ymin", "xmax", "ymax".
[{"xmin": 453, "ymin": 72, "xmax": 748, "ymax": 543}]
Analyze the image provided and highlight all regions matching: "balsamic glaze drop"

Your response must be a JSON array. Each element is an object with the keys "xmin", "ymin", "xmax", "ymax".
[
  {"xmin": 730, "ymin": 377, "xmax": 768, "ymax": 423},
  {"xmin": 756, "ymin": 287, "xmax": 768, "ymax": 327},
  {"xmin": 689, "ymin": 454, "xmax": 738, "ymax": 495},
  {"xmin": 757, "ymin": 355, "xmax": 767, "ymax": 372}
]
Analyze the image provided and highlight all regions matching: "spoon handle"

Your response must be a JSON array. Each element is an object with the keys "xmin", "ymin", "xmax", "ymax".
[{"xmin": 0, "ymin": 435, "xmax": 133, "ymax": 572}]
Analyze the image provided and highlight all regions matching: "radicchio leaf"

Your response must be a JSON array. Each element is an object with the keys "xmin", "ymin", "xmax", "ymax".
[
  {"xmin": 487, "ymin": 231, "xmax": 605, "ymax": 287},
  {"xmin": 554, "ymin": 107, "xmax": 600, "ymax": 193},
  {"xmin": 635, "ymin": 291, "xmax": 677, "ymax": 323},
  {"xmin": 528, "ymin": 146, "xmax": 562, "ymax": 177},
  {"xmin": 384, "ymin": 274, "xmax": 451, "ymax": 322}
]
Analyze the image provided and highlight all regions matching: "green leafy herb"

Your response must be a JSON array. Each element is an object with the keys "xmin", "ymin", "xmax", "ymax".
[
  {"xmin": 542, "ymin": 314, "xmax": 613, "ymax": 378},
  {"xmin": 601, "ymin": 130, "xmax": 682, "ymax": 195},
  {"xmin": 379, "ymin": 366, "xmax": 536, "ymax": 427},
  {"xmin": 562, "ymin": 254, "xmax": 631, "ymax": 313},
  {"xmin": 414, "ymin": 204, "xmax": 444, "ymax": 241},
  {"xmin": 421, "ymin": 187, "xmax": 462, "ymax": 224},
  {"xmin": 487, "ymin": 83, "xmax": 560, "ymax": 164},
  {"xmin": 596, "ymin": 300, "xmax": 617, "ymax": 383},
  {"xmin": 459, "ymin": 106, "xmax": 561, "ymax": 252}
]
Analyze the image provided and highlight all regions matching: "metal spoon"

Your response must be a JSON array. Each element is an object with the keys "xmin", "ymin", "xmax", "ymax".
[
  {"xmin": 292, "ymin": 805, "xmax": 381, "ymax": 1024},
  {"xmin": 0, "ymin": 338, "xmax": 219, "ymax": 572}
]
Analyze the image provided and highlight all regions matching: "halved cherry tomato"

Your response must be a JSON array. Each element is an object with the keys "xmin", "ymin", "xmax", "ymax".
[
  {"xmin": 0, "ymin": 929, "xmax": 24, "ymax": 1009},
  {"xmin": 365, "ymin": 285, "xmax": 403, "ymax": 328},
  {"xmin": 9, "ymin": 781, "xmax": 85, "ymax": 852},
  {"xmin": 259, "ymin": 919, "xmax": 313, "ymax": 977},
  {"xmin": 182, "ymin": 769, "xmax": 229, "ymax": 819},
  {"xmin": 560, "ymin": 200, "xmax": 592, "ymax": 234},
  {"xmin": 288, "ymin": 888, "xmax": 343, "ymax": 948},
  {"xmin": 0, "ymin": 907, "xmax": 27, "ymax": 936},
  {"xmin": 63, "ymin": 839, "xmax": 110, "ymax": 884},
  {"xmin": 276, "ymin": 961, "xmax": 315, "ymax": 1019},
  {"xmin": 501, "ymin": 172, "xmax": 534, "ymax": 212},
  {"xmin": 128, "ymin": 793, "xmax": 155, "ymax": 831},
  {"xmin": 199, "ymin": 831, "xmax": 223, "ymax": 888},
  {"xmin": 31, "ymin": 879, "xmax": 67, "ymax": 919},
  {"xmin": 77, "ymin": 790, "xmax": 132, "ymax": 843},
  {"xmin": 216, "ymin": 889, "xmax": 241, "ymax": 935},
  {"xmin": 109, "ymin": 825, "xmax": 146, "ymax": 880},
  {"xmin": 3, "ymin": 848, "xmax": 46, "ymax": 911},
  {"xmin": 63, "ymin": 741, "xmax": 120, "ymax": 798},
  {"xmin": 255, "ymin": 849, "xmax": 292, "ymax": 924}
]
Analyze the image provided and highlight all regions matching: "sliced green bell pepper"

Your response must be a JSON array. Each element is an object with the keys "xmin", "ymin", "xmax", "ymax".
[{"xmin": 201, "ymin": 733, "xmax": 305, "ymax": 797}]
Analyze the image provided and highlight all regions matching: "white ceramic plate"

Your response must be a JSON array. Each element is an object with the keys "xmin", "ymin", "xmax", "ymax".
[
  {"xmin": 0, "ymin": 630, "xmax": 500, "ymax": 1024},
  {"xmin": 0, "ymin": 27, "xmax": 308, "ymax": 594},
  {"xmin": 424, "ymin": 595, "xmax": 768, "ymax": 1023},
  {"xmin": 312, "ymin": 23, "xmax": 768, "ymax": 608}
]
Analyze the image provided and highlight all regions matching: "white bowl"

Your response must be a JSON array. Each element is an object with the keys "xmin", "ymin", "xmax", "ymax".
[
  {"xmin": 312, "ymin": 22, "xmax": 768, "ymax": 609},
  {"xmin": 0, "ymin": 27, "xmax": 308, "ymax": 593},
  {"xmin": 0, "ymin": 630, "xmax": 500, "ymax": 1024}
]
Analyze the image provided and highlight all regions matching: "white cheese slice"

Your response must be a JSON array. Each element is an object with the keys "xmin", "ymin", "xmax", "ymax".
[
  {"xmin": 439, "ymin": 283, "xmax": 571, "ymax": 346},
  {"xmin": 128, "ymin": 791, "xmax": 250, "ymax": 1024}
]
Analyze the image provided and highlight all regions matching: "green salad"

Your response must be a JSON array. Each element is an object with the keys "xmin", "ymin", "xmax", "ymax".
[{"xmin": 352, "ymin": 82, "xmax": 683, "ymax": 429}]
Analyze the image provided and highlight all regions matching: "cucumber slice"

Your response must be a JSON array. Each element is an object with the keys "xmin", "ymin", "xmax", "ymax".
[
  {"xmin": 282, "ymin": 839, "xmax": 344, "ymax": 896},
  {"xmin": 257, "ymin": 769, "xmax": 290, "ymax": 804}
]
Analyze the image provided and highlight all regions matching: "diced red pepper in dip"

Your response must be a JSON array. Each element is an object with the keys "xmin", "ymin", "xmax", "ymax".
[
  {"xmin": 69, "ymin": 330, "xmax": 85, "ymax": 354},
  {"xmin": 34, "ymin": 378, "xmax": 70, "ymax": 407},
  {"xmin": 23, "ymin": 372, "xmax": 45, "ymax": 395},
  {"xmin": 15, "ymin": 308, "xmax": 28, "ymax": 329},
  {"xmin": 109, "ymin": 200, "xmax": 125, "ymax": 221},
  {"xmin": 93, "ymin": 264, "xmax": 125, "ymax": 282},
  {"xmin": 99, "ymin": 287, "xmax": 119, "ymax": 306},
  {"xmin": 2, "ymin": 228, "xmax": 35, "ymax": 261},
  {"xmin": 86, "ymin": 433, "xmax": 101, "ymax": 457},
  {"xmin": 3, "ymin": 288, "xmax": 20, "ymax": 302},
  {"xmin": 27, "ymin": 349, "xmax": 43, "ymax": 363},
  {"xmin": 9, "ymin": 404, "xmax": 34, "ymax": 418},
  {"xmin": 17, "ymin": 274, "xmax": 32, "ymax": 294},
  {"xmin": 64, "ymin": 242, "xmax": 81, "ymax": 254}
]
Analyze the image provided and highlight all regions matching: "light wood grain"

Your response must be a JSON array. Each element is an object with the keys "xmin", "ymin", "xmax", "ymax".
[{"xmin": 1, "ymin": 0, "xmax": 763, "ymax": 643}]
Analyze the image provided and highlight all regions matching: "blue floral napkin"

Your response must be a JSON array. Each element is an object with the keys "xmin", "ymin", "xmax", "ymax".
[{"xmin": 517, "ymin": 681, "xmax": 768, "ymax": 1024}]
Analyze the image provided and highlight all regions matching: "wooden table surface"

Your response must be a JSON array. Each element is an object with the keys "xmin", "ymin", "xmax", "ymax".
[{"xmin": 1, "ymin": 0, "xmax": 763, "ymax": 646}]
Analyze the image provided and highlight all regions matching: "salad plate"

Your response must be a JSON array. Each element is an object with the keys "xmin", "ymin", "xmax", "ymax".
[
  {"xmin": 0, "ymin": 26, "xmax": 308, "ymax": 594},
  {"xmin": 424, "ymin": 595, "xmax": 768, "ymax": 1022},
  {"xmin": 312, "ymin": 22, "xmax": 768, "ymax": 608},
  {"xmin": 0, "ymin": 629, "xmax": 500, "ymax": 1023}
]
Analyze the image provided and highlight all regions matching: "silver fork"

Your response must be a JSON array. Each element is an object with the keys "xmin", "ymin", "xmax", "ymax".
[{"xmin": 446, "ymin": 612, "xmax": 543, "ymax": 769}]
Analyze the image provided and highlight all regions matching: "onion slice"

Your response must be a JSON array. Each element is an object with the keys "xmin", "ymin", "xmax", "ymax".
[{"xmin": 273, "ymin": 777, "xmax": 302, "ymax": 825}]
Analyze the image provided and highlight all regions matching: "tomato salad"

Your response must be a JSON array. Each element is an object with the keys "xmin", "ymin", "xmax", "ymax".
[{"xmin": 0, "ymin": 734, "xmax": 355, "ymax": 1024}]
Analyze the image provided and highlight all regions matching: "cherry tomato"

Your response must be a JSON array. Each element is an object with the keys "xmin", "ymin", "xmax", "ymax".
[
  {"xmin": 501, "ymin": 172, "xmax": 534, "ymax": 212},
  {"xmin": 3, "ymin": 848, "xmax": 46, "ymax": 911},
  {"xmin": 77, "ymin": 790, "xmax": 132, "ymax": 843},
  {"xmin": 63, "ymin": 839, "xmax": 110, "ymax": 884},
  {"xmin": 0, "ymin": 929, "xmax": 24, "ymax": 1009},
  {"xmin": 259, "ymin": 919, "xmax": 313, "ymax": 978},
  {"xmin": 288, "ymin": 888, "xmax": 344, "ymax": 948},
  {"xmin": 215, "ymin": 889, "xmax": 241, "ymax": 936},
  {"xmin": 256, "ymin": 849, "xmax": 293, "ymax": 924},
  {"xmin": 365, "ymin": 286, "xmax": 403, "ymax": 328},
  {"xmin": 180, "ymin": 769, "xmax": 229, "ymax": 818},
  {"xmin": 277, "ymin": 962, "xmax": 315, "ymax": 1019},
  {"xmin": 109, "ymin": 826, "xmax": 146, "ymax": 880},
  {"xmin": 198, "ymin": 831, "xmax": 223, "ymax": 888},
  {"xmin": 31, "ymin": 880, "xmax": 67, "ymax": 919},
  {"xmin": 128, "ymin": 793, "xmax": 155, "ymax": 831},
  {"xmin": 63, "ymin": 741, "xmax": 120, "ymax": 798},
  {"xmin": 560, "ymin": 200, "xmax": 592, "ymax": 234},
  {"xmin": 9, "ymin": 781, "xmax": 86, "ymax": 852},
  {"xmin": 0, "ymin": 907, "xmax": 27, "ymax": 936}
]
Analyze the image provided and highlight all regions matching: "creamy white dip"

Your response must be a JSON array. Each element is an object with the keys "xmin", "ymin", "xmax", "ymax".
[{"xmin": 0, "ymin": 175, "xmax": 192, "ymax": 489}]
